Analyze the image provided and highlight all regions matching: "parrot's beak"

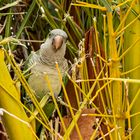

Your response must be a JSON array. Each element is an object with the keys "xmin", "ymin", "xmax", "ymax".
[{"xmin": 52, "ymin": 35, "xmax": 63, "ymax": 51}]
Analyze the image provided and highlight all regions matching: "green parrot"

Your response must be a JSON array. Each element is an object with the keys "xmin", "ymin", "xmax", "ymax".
[
  {"xmin": 27, "ymin": 29, "xmax": 68, "ymax": 139},
  {"xmin": 28, "ymin": 29, "xmax": 68, "ymax": 100}
]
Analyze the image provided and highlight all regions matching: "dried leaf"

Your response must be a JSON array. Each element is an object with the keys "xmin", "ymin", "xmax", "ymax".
[{"xmin": 61, "ymin": 109, "xmax": 99, "ymax": 139}]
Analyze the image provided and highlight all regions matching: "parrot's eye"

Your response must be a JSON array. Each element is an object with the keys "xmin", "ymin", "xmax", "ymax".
[
  {"xmin": 48, "ymin": 33, "xmax": 53, "ymax": 38},
  {"xmin": 48, "ymin": 33, "xmax": 51, "ymax": 37}
]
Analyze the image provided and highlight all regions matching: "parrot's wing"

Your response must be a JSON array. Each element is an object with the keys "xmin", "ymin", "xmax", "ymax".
[{"xmin": 23, "ymin": 50, "xmax": 39, "ymax": 71}]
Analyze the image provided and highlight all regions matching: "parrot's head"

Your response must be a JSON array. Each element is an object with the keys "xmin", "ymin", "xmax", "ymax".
[
  {"xmin": 40, "ymin": 29, "xmax": 68, "ymax": 62},
  {"xmin": 49, "ymin": 29, "xmax": 68, "ymax": 51}
]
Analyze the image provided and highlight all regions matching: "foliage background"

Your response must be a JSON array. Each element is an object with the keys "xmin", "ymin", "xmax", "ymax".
[{"xmin": 0, "ymin": 0, "xmax": 140, "ymax": 140}]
